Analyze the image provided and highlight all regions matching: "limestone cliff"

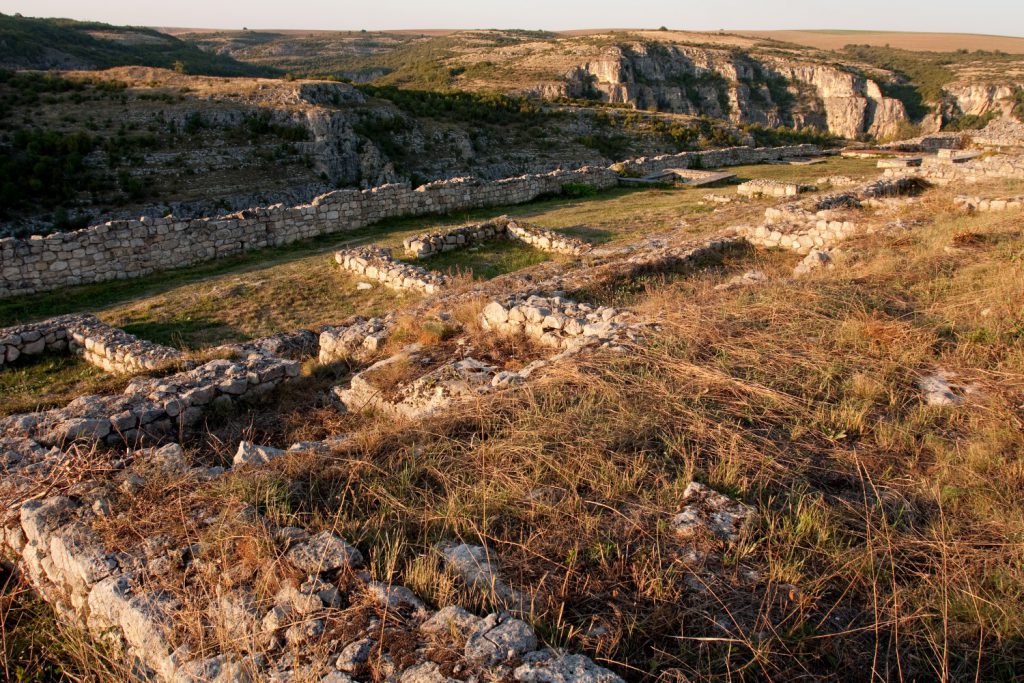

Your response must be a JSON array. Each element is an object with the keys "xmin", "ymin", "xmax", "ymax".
[
  {"xmin": 942, "ymin": 83, "xmax": 1022, "ymax": 119},
  {"xmin": 539, "ymin": 43, "xmax": 908, "ymax": 140}
]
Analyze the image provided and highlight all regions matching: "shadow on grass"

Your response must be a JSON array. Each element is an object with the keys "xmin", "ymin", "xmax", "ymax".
[{"xmin": 118, "ymin": 317, "xmax": 245, "ymax": 350}]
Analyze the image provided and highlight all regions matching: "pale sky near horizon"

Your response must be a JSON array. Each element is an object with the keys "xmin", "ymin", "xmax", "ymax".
[{"xmin": 1, "ymin": 0, "xmax": 1022, "ymax": 36}]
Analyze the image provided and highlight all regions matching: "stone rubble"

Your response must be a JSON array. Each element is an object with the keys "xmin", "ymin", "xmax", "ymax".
[
  {"xmin": 334, "ymin": 349, "xmax": 520, "ymax": 420},
  {"xmin": 318, "ymin": 316, "xmax": 392, "ymax": 364},
  {"xmin": 793, "ymin": 248, "xmax": 837, "ymax": 276},
  {"xmin": 479, "ymin": 295, "xmax": 639, "ymax": 351},
  {"xmin": 714, "ymin": 270, "xmax": 767, "ymax": 291},
  {"xmin": 918, "ymin": 370, "xmax": 978, "ymax": 407},
  {"xmin": 672, "ymin": 482, "xmax": 757, "ymax": 543}
]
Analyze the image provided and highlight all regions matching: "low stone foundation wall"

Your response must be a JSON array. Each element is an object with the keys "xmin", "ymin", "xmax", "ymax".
[
  {"xmin": 506, "ymin": 220, "xmax": 590, "ymax": 256},
  {"xmin": 403, "ymin": 217, "xmax": 591, "ymax": 259},
  {"xmin": 480, "ymin": 295, "xmax": 635, "ymax": 350},
  {"xmin": 1, "ymin": 314, "xmax": 182, "ymax": 374},
  {"xmin": 890, "ymin": 154, "xmax": 1024, "ymax": 184},
  {"xmin": 0, "ymin": 354, "xmax": 299, "ymax": 448},
  {"xmin": 741, "ymin": 176, "xmax": 923, "ymax": 255},
  {"xmin": 335, "ymin": 247, "xmax": 447, "ymax": 294},
  {"xmin": 955, "ymin": 195, "xmax": 1024, "ymax": 212},
  {"xmin": 737, "ymin": 179, "xmax": 815, "ymax": 198}
]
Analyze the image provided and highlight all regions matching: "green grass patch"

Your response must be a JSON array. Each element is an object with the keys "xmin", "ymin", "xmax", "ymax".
[{"xmin": 420, "ymin": 238, "xmax": 552, "ymax": 280}]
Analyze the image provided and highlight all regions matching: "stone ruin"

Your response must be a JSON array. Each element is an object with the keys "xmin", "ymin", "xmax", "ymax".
[
  {"xmin": 0, "ymin": 144, "xmax": 823, "ymax": 300},
  {"xmin": 886, "ymin": 152, "xmax": 1024, "ymax": 185},
  {"xmin": 736, "ymin": 179, "xmax": 815, "ymax": 198},
  {"xmin": 402, "ymin": 217, "xmax": 591, "ymax": 259},
  {"xmin": 954, "ymin": 194, "xmax": 1024, "ymax": 213},
  {"xmin": 479, "ymin": 295, "xmax": 638, "ymax": 351},
  {"xmin": 1, "ymin": 314, "xmax": 183, "ymax": 374},
  {"xmin": 742, "ymin": 176, "xmax": 925, "ymax": 258},
  {"xmin": 335, "ymin": 247, "xmax": 448, "ymax": 294},
  {"xmin": 9, "ymin": 141, "xmax": 991, "ymax": 681}
]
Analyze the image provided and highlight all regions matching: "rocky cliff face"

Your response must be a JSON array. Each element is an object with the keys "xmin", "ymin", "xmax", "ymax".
[
  {"xmin": 540, "ymin": 43, "xmax": 908, "ymax": 140},
  {"xmin": 943, "ymin": 83, "xmax": 1022, "ymax": 119}
]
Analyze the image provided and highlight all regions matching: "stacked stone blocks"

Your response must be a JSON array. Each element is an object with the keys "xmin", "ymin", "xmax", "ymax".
[{"xmin": 1, "ymin": 314, "xmax": 183, "ymax": 374}]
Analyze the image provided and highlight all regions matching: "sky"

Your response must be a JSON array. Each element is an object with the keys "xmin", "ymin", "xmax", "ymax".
[{"xmin": 1, "ymin": 0, "xmax": 1022, "ymax": 36}]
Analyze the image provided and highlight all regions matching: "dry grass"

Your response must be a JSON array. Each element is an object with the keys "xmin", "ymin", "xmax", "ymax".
[{"xmin": 7, "ymin": 172, "xmax": 1024, "ymax": 681}]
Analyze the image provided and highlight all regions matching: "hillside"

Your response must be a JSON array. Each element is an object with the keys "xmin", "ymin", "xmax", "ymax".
[
  {"xmin": 0, "ymin": 66, "xmax": 784, "ymax": 235},
  {"xmin": 183, "ymin": 28, "xmax": 1024, "ymax": 137},
  {"xmin": 0, "ymin": 13, "xmax": 274, "ymax": 76}
]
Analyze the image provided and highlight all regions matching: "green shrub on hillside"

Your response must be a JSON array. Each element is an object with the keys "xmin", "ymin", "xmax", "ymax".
[
  {"xmin": 0, "ymin": 129, "xmax": 97, "ymax": 217},
  {"xmin": 0, "ymin": 13, "xmax": 275, "ymax": 77},
  {"xmin": 357, "ymin": 85, "xmax": 548, "ymax": 125}
]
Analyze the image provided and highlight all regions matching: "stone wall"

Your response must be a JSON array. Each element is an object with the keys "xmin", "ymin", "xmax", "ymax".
[
  {"xmin": 737, "ymin": 179, "xmax": 815, "ymax": 198},
  {"xmin": 335, "ymin": 247, "xmax": 447, "ymax": 293},
  {"xmin": 1, "ymin": 314, "xmax": 182, "ymax": 374},
  {"xmin": 611, "ymin": 144, "xmax": 821, "ymax": 178},
  {"xmin": 0, "ymin": 145, "xmax": 823, "ymax": 300},
  {"xmin": 403, "ymin": 217, "xmax": 591, "ymax": 259},
  {"xmin": 506, "ymin": 221, "xmax": 591, "ymax": 256},
  {"xmin": 0, "ymin": 354, "xmax": 299, "ymax": 448},
  {"xmin": 955, "ymin": 195, "xmax": 1024, "ymax": 212},
  {"xmin": 319, "ymin": 317, "xmax": 391, "ymax": 364},
  {"xmin": 0, "ymin": 168, "xmax": 617, "ymax": 300},
  {"xmin": 890, "ymin": 154, "xmax": 1024, "ymax": 184}
]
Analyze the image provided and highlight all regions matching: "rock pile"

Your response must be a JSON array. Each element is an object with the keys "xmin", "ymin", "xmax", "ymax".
[
  {"xmin": 480, "ymin": 295, "xmax": 637, "ymax": 350},
  {"xmin": 335, "ymin": 247, "xmax": 447, "ymax": 294},
  {"xmin": 318, "ymin": 317, "xmax": 391, "ymax": 364},
  {"xmin": 969, "ymin": 117, "xmax": 1024, "ymax": 149},
  {"xmin": 672, "ymin": 482, "xmax": 757, "ymax": 543},
  {"xmin": 336, "ymin": 351, "xmax": 521, "ymax": 420}
]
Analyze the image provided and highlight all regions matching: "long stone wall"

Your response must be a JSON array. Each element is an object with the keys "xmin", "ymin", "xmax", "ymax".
[
  {"xmin": 0, "ymin": 145, "xmax": 820, "ymax": 300},
  {"xmin": 611, "ymin": 144, "xmax": 822, "ymax": 177}
]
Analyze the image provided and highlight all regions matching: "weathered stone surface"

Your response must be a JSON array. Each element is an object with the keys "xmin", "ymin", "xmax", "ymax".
[
  {"xmin": 464, "ymin": 614, "xmax": 538, "ymax": 665},
  {"xmin": 672, "ymin": 482, "xmax": 756, "ymax": 543},
  {"xmin": 233, "ymin": 441, "xmax": 287, "ymax": 468},
  {"xmin": 285, "ymin": 531, "xmax": 364, "ymax": 574},
  {"xmin": 514, "ymin": 651, "xmax": 625, "ymax": 683}
]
